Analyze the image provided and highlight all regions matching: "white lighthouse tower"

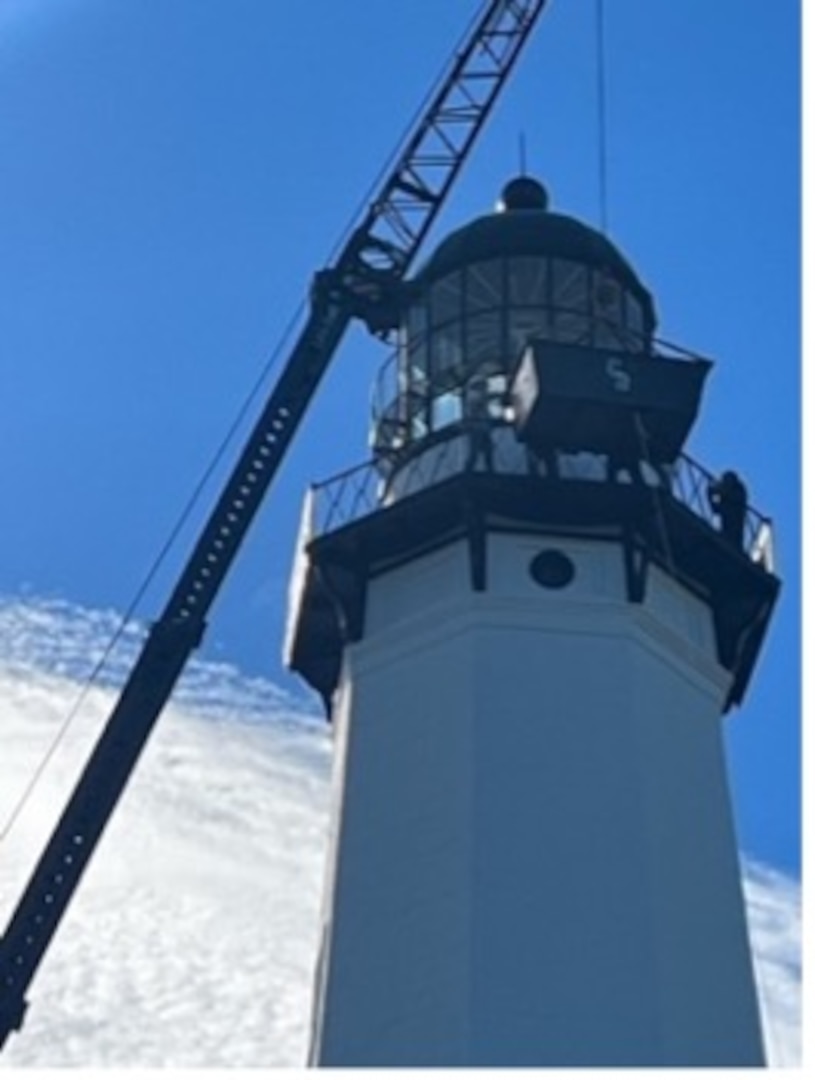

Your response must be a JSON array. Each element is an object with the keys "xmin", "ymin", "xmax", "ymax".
[{"xmin": 286, "ymin": 177, "xmax": 779, "ymax": 1067}]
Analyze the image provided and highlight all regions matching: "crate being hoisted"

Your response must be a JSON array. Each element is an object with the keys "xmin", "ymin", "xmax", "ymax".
[{"xmin": 511, "ymin": 340, "xmax": 711, "ymax": 464}]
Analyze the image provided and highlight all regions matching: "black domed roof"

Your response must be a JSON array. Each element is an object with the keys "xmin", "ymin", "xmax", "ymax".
[{"xmin": 414, "ymin": 177, "xmax": 656, "ymax": 330}]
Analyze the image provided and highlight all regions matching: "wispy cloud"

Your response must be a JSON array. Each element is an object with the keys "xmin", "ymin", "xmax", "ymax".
[
  {"xmin": 0, "ymin": 597, "xmax": 801, "ymax": 1066},
  {"xmin": 743, "ymin": 862, "xmax": 802, "ymax": 1067}
]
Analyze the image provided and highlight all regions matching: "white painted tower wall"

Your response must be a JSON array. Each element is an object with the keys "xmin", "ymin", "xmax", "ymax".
[{"xmin": 312, "ymin": 532, "xmax": 764, "ymax": 1066}]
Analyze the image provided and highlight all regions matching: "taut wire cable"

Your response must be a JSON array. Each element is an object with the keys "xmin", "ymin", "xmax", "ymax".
[{"xmin": 595, "ymin": 0, "xmax": 610, "ymax": 234}]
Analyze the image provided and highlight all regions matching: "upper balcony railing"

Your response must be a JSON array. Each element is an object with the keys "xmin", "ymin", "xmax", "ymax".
[{"xmin": 305, "ymin": 428, "xmax": 775, "ymax": 576}]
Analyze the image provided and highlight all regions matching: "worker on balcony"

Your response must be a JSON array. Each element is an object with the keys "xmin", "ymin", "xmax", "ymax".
[{"xmin": 708, "ymin": 469, "xmax": 748, "ymax": 550}]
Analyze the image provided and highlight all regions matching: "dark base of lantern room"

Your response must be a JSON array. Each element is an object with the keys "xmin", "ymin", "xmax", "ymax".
[{"xmin": 286, "ymin": 469, "xmax": 779, "ymax": 718}]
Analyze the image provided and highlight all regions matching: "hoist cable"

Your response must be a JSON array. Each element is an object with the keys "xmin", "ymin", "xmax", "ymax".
[
  {"xmin": 595, "ymin": 0, "xmax": 610, "ymax": 234},
  {"xmin": 0, "ymin": 0, "xmax": 522, "ymax": 852},
  {"xmin": 0, "ymin": 2, "xmax": 487, "ymax": 846},
  {"xmin": 0, "ymin": 299, "xmax": 307, "ymax": 849}
]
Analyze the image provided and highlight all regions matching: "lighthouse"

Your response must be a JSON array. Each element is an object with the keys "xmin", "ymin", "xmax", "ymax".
[{"xmin": 286, "ymin": 177, "xmax": 779, "ymax": 1066}]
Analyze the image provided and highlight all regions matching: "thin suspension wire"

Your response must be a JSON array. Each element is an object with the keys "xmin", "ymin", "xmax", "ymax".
[
  {"xmin": 595, "ymin": 0, "xmax": 610, "ymax": 234},
  {"xmin": 0, "ymin": 299, "xmax": 307, "ymax": 848},
  {"xmin": 0, "ymin": 645, "xmax": 127, "ymax": 847},
  {"xmin": 0, "ymin": 0, "xmax": 448, "ymax": 844},
  {"xmin": 0, "ymin": 0, "xmax": 504, "ymax": 848},
  {"xmin": 0, "ymin": 0, "xmax": 480, "ymax": 839}
]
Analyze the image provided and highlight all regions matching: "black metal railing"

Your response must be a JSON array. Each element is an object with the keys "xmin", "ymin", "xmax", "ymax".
[{"xmin": 307, "ymin": 431, "xmax": 775, "ymax": 574}]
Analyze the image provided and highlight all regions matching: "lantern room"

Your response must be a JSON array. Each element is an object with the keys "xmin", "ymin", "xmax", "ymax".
[{"xmin": 372, "ymin": 175, "xmax": 663, "ymax": 468}]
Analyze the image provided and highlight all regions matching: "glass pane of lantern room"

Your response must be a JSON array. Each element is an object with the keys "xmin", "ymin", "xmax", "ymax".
[
  {"xmin": 553, "ymin": 311, "xmax": 591, "ymax": 345},
  {"xmin": 552, "ymin": 260, "xmax": 588, "ymax": 312},
  {"xmin": 590, "ymin": 271, "xmax": 624, "ymax": 345},
  {"xmin": 466, "ymin": 261, "xmax": 503, "ymax": 313},
  {"xmin": 508, "ymin": 256, "xmax": 548, "ymax": 306},
  {"xmin": 624, "ymin": 292, "xmax": 646, "ymax": 350},
  {"xmin": 407, "ymin": 300, "xmax": 428, "ymax": 344},
  {"xmin": 431, "ymin": 390, "xmax": 463, "ymax": 430},
  {"xmin": 466, "ymin": 311, "xmax": 502, "ymax": 374},
  {"xmin": 429, "ymin": 322, "xmax": 464, "ymax": 390},
  {"xmin": 591, "ymin": 270, "xmax": 622, "ymax": 321},
  {"xmin": 507, "ymin": 307, "xmax": 550, "ymax": 361},
  {"xmin": 430, "ymin": 272, "xmax": 462, "ymax": 328},
  {"xmin": 406, "ymin": 342, "xmax": 428, "ymax": 395},
  {"xmin": 405, "ymin": 302, "xmax": 429, "ymax": 384},
  {"xmin": 486, "ymin": 373, "xmax": 507, "ymax": 419}
]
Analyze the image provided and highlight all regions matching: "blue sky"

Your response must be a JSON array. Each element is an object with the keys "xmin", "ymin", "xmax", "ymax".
[{"xmin": 0, "ymin": 0, "xmax": 800, "ymax": 884}]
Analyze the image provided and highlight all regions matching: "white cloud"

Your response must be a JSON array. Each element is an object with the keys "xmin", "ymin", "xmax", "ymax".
[
  {"xmin": 0, "ymin": 596, "xmax": 802, "ymax": 1066},
  {"xmin": 743, "ymin": 863, "xmax": 802, "ymax": 1067}
]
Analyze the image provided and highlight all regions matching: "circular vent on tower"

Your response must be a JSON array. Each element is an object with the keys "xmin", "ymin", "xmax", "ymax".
[{"xmin": 529, "ymin": 549, "xmax": 575, "ymax": 590}]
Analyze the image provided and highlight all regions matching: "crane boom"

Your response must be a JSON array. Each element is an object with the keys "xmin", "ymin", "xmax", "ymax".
[{"xmin": 0, "ymin": 0, "xmax": 547, "ymax": 1050}]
